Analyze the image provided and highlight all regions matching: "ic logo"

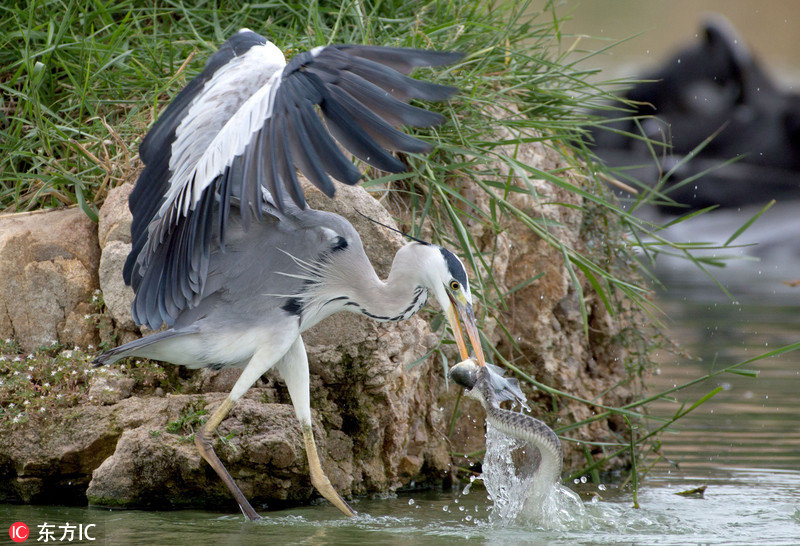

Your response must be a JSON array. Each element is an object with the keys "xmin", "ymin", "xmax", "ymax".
[{"xmin": 9, "ymin": 522, "xmax": 29, "ymax": 543}]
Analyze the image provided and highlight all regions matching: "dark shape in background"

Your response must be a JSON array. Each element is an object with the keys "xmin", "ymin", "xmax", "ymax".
[{"xmin": 590, "ymin": 14, "xmax": 800, "ymax": 212}]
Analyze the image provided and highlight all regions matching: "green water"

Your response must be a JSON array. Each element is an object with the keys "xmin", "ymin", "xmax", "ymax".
[
  {"xmin": 2, "ymin": 470, "xmax": 799, "ymax": 544},
  {"xmin": 3, "ymin": 282, "xmax": 800, "ymax": 543}
]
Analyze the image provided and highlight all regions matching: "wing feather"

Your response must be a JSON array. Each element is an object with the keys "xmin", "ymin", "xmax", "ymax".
[
  {"xmin": 335, "ymin": 45, "xmax": 465, "ymax": 75},
  {"xmin": 296, "ymin": 99, "xmax": 361, "ymax": 184}
]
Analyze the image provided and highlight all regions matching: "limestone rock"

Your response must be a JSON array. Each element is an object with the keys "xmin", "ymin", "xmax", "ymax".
[
  {"xmin": 0, "ymin": 208, "xmax": 100, "ymax": 351},
  {"xmin": 0, "ymin": 403, "xmax": 120, "ymax": 504},
  {"xmin": 98, "ymin": 239, "xmax": 136, "ymax": 331},
  {"xmin": 97, "ymin": 181, "xmax": 132, "ymax": 247},
  {"xmin": 88, "ymin": 369, "xmax": 136, "ymax": 405},
  {"xmin": 96, "ymin": 183, "xmax": 138, "ymax": 334},
  {"xmin": 84, "ymin": 395, "xmax": 330, "ymax": 509}
]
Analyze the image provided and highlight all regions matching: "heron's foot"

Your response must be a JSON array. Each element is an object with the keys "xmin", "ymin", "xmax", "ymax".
[
  {"xmin": 310, "ymin": 465, "xmax": 356, "ymax": 517},
  {"xmin": 195, "ymin": 427, "xmax": 262, "ymax": 520},
  {"xmin": 302, "ymin": 425, "xmax": 356, "ymax": 517},
  {"xmin": 195, "ymin": 398, "xmax": 262, "ymax": 521}
]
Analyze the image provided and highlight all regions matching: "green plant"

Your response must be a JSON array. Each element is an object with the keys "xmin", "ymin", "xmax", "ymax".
[
  {"xmin": 165, "ymin": 400, "xmax": 208, "ymax": 440},
  {"xmin": 0, "ymin": 345, "xmax": 95, "ymax": 427}
]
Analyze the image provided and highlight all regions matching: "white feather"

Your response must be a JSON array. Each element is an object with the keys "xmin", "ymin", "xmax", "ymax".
[
  {"xmin": 190, "ymin": 67, "xmax": 284, "ymax": 207},
  {"xmin": 156, "ymin": 40, "xmax": 287, "ymax": 223}
]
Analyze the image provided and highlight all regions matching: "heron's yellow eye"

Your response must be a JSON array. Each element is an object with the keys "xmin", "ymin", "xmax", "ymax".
[{"xmin": 449, "ymin": 280, "xmax": 461, "ymax": 291}]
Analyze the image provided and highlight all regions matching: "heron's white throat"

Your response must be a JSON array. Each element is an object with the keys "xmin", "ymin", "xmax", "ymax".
[{"xmin": 296, "ymin": 242, "xmax": 455, "ymax": 330}]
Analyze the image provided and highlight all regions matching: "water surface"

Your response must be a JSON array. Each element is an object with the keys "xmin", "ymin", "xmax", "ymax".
[{"xmin": 3, "ymin": 279, "xmax": 799, "ymax": 544}]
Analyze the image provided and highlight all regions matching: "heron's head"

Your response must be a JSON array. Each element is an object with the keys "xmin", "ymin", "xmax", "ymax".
[{"xmin": 400, "ymin": 243, "xmax": 486, "ymax": 367}]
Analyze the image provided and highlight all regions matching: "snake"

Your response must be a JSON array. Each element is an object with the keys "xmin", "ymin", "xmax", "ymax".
[{"xmin": 449, "ymin": 359, "xmax": 563, "ymax": 487}]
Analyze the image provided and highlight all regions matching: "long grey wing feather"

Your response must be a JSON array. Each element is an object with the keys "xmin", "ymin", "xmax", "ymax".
[
  {"xmin": 316, "ymin": 81, "xmax": 407, "ymax": 172},
  {"xmin": 318, "ymin": 48, "xmax": 461, "ymax": 102},
  {"xmin": 327, "ymin": 85, "xmax": 433, "ymax": 153},
  {"xmin": 269, "ymin": 117, "xmax": 298, "ymax": 210},
  {"xmin": 331, "ymin": 70, "xmax": 447, "ymax": 127},
  {"xmin": 335, "ymin": 45, "xmax": 464, "ymax": 75},
  {"xmin": 273, "ymin": 111, "xmax": 304, "ymax": 208},
  {"xmin": 287, "ymin": 103, "xmax": 337, "ymax": 198},
  {"xmin": 296, "ymin": 99, "xmax": 361, "ymax": 184}
]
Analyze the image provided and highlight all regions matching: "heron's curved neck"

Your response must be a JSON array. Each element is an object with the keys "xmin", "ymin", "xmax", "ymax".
[
  {"xmin": 311, "ymin": 243, "xmax": 431, "ymax": 325},
  {"xmin": 348, "ymin": 252, "xmax": 429, "ymax": 322}
]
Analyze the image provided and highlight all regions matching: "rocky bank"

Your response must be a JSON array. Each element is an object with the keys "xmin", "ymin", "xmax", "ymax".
[{"xmin": 0, "ymin": 138, "xmax": 646, "ymax": 511}]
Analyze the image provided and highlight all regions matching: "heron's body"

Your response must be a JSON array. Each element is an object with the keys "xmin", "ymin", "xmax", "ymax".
[
  {"xmin": 103, "ymin": 205, "xmax": 433, "ymax": 371},
  {"xmin": 96, "ymin": 29, "xmax": 487, "ymax": 519}
]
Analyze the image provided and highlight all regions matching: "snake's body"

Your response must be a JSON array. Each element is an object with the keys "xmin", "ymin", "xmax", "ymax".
[{"xmin": 451, "ymin": 361, "xmax": 563, "ymax": 487}]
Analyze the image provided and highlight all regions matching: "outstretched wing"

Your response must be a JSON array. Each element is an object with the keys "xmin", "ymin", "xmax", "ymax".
[{"xmin": 125, "ymin": 29, "xmax": 462, "ymax": 329}]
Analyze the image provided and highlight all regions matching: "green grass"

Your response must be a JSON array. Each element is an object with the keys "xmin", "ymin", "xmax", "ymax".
[
  {"xmin": 0, "ymin": 0, "xmax": 777, "ymax": 497},
  {"xmin": 165, "ymin": 400, "xmax": 207, "ymax": 439}
]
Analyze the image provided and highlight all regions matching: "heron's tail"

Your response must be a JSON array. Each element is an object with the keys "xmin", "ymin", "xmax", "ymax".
[
  {"xmin": 92, "ymin": 327, "xmax": 196, "ymax": 367},
  {"xmin": 93, "ymin": 346, "xmax": 127, "ymax": 367}
]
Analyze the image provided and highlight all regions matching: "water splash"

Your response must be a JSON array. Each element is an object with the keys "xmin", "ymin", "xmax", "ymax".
[{"xmin": 482, "ymin": 422, "xmax": 585, "ymax": 529}]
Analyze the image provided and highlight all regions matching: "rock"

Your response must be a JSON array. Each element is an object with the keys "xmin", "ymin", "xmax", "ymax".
[
  {"xmin": 190, "ymin": 367, "xmax": 243, "ymax": 394},
  {"xmin": 60, "ymin": 302, "xmax": 98, "ymax": 349},
  {"xmin": 98, "ymin": 239, "xmax": 136, "ymax": 331},
  {"xmin": 82, "ymin": 394, "xmax": 355, "ymax": 510},
  {"xmin": 97, "ymin": 182, "xmax": 132, "ymax": 247},
  {"xmin": 88, "ymin": 370, "xmax": 136, "ymax": 405},
  {"xmin": 87, "ymin": 427, "xmax": 205, "ymax": 508},
  {"xmin": 0, "ymin": 403, "xmax": 120, "ymax": 504},
  {"xmin": 96, "ymin": 184, "xmax": 139, "ymax": 335},
  {"xmin": 0, "ymin": 208, "xmax": 100, "ymax": 351}
]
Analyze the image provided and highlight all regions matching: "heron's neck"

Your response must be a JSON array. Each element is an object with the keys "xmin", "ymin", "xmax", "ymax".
[
  {"xmin": 351, "ymin": 262, "xmax": 429, "ymax": 323},
  {"xmin": 312, "ymin": 243, "xmax": 430, "ymax": 325}
]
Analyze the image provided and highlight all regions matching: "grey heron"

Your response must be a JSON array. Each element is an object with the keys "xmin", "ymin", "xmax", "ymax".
[{"xmin": 95, "ymin": 29, "xmax": 485, "ymax": 519}]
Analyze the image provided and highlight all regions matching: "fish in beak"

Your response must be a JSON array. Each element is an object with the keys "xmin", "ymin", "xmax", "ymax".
[{"xmin": 445, "ymin": 292, "xmax": 486, "ymax": 367}]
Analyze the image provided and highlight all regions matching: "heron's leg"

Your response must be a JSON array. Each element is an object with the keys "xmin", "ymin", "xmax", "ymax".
[
  {"xmin": 278, "ymin": 336, "xmax": 356, "ymax": 517},
  {"xmin": 194, "ymin": 397, "xmax": 261, "ymax": 520},
  {"xmin": 195, "ymin": 345, "xmax": 288, "ymax": 521}
]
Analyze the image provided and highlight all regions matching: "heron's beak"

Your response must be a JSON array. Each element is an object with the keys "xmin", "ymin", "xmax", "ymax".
[{"xmin": 445, "ymin": 294, "xmax": 486, "ymax": 367}]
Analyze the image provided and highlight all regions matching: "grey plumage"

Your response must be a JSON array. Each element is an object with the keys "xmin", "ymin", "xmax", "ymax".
[{"xmin": 99, "ymin": 204, "xmax": 359, "ymax": 368}]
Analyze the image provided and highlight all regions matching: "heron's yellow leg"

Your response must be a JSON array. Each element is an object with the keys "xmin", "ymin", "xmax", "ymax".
[
  {"xmin": 195, "ymin": 397, "xmax": 261, "ymax": 520},
  {"xmin": 302, "ymin": 424, "xmax": 356, "ymax": 517}
]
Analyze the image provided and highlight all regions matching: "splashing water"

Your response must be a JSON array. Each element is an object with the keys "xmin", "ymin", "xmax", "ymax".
[{"xmin": 482, "ymin": 422, "xmax": 586, "ymax": 529}]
